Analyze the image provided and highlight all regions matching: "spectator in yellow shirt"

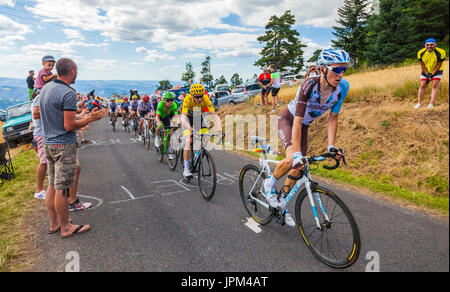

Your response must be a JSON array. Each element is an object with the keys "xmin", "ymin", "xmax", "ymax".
[{"xmin": 415, "ymin": 38, "xmax": 446, "ymax": 109}]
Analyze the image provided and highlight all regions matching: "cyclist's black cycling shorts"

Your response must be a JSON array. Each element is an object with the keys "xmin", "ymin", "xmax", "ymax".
[{"xmin": 278, "ymin": 108, "xmax": 309, "ymax": 154}]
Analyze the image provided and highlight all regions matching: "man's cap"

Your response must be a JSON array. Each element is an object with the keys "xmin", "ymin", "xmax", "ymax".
[
  {"xmin": 42, "ymin": 55, "xmax": 55, "ymax": 62},
  {"xmin": 425, "ymin": 38, "xmax": 437, "ymax": 45}
]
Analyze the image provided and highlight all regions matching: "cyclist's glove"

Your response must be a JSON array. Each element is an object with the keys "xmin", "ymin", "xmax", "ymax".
[
  {"xmin": 292, "ymin": 152, "xmax": 304, "ymax": 169},
  {"xmin": 328, "ymin": 145, "xmax": 338, "ymax": 153}
]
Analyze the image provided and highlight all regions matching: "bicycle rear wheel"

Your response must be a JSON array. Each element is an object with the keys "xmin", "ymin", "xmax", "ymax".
[
  {"xmin": 198, "ymin": 150, "xmax": 217, "ymax": 201},
  {"xmin": 112, "ymin": 117, "xmax": 116, "ymax": 131},
  {"xmin": 295, "ymin": 185, "xmax": 361, "ymax": 269},
  {"xmin": 239, "ymin": 164, "xmax": 272, "ymax": 225}
]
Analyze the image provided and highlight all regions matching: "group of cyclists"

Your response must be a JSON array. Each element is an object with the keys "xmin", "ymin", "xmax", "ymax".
[
  {"xmin": 106, "ymin": 83, "xmax": 222, "ymax": 180},
  {"xmin": 104, "ymin": 48, "xmax": 351, "ymax": 228}
]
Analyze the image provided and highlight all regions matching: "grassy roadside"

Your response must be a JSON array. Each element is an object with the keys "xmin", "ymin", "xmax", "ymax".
[{"xmin": 0, "ymin": 148, "xmax": 39, "ymax": 271}]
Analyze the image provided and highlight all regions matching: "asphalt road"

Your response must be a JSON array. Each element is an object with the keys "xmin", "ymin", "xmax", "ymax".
[{"xmin": 31, "ymin": 119, "xmax": 449, "ymax": 272}]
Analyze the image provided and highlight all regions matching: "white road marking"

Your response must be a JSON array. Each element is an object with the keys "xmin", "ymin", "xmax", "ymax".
[
  {"xmin": 77, "ymin": 195, "xmax": 104, "ymax": 210},
  {"xmin": 244, "ymin": 217, "xmax": 262, "ymax": 234},
  {"xmin": 121, "ymin": 186, "xmax": 135, "ymax": 199}
]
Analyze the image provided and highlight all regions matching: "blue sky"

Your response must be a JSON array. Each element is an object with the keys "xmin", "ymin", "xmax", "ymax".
[{"xmin": 0, "ymin": 0, "xmax": 348, "ymax": 83}]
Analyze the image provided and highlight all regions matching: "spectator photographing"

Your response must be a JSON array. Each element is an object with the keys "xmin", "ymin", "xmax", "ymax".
[
  {"xmin": 415, "ymin": 38, "xmax": 446, "ymax": 109},
  {"xmin": 39, "ymin": 58, "xmax": 107, "ymax": 238}
]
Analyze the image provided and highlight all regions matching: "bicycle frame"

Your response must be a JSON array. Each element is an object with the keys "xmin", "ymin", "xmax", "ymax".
[{"xmin": 248, "ymin": 144, "xmax": 330, "ymax": 230}]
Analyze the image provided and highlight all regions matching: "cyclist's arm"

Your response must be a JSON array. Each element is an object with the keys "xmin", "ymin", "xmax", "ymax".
[
  {"xmin": 181, "ymin": 113, "xmax": 192, "ymax": 131},
  {"xmin": 419, "ymin": 61, "xmax": 429, "ymax": 75},
  {"xmin": 432, "ymin": 61, "xmax": 443, "ymax": 76},
  {"xmin": 327, "ymin": 113, "xmax": 339, "ymax": 148}
]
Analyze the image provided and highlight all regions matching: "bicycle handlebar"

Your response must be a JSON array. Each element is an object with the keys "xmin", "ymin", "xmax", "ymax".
[{"xmin": 309, "ymin": 148, "xmax": 347, "ymax": 170}]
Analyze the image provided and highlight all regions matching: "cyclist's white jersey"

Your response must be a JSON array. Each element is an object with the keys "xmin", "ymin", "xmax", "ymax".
[{"xmin": 287, "ymin": 76, "xmax": 350, "ymax": 126}]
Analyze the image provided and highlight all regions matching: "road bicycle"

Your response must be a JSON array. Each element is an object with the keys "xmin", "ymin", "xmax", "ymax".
[
  {"xmin": 155, "ymin": 126, "xmax": 179, "ymax": 170},
  {"xmin": 131, "ymin": 114, "xmax": 139, "ymax": 137},
  {"xmin": 239, "ymin": 136, "xmax": 361, "ymax": 269},
  {"xmin": 142, "ymin": 116, "xmax": 151, "ymax": 149},
  {"xmin": 122, "ymin": 114, "xmax": 130, "ymax": 133},
  {"xmin": 180, "ymin": 128, "xmax": 221, "ymax": 201},
  {"xmin": 110, "ymin": 114, "xmax": 117, "ymax": 132}
]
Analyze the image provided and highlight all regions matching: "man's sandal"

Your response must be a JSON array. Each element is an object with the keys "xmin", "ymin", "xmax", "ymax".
[{"xmin": 61, "ymin": 225, "xmax": 91, "ymax": 239}]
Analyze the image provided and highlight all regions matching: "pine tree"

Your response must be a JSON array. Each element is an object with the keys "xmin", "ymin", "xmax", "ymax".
[
  {"xmin": 181, "ymin": 62, "xmax": 196, "ymax": 85},
  {"xmin": 200, "ymin": 56, "xmax": 214, "ymax": 88},
  {"xmin": 156, "ymin": 80, "xmax": 173, "ymax": 91},
  {"xmin": 307, "ymin": 49, "xmax": 322, "ymax": 63},
  {"xmin": 230, "ymin": 73, "xmax": 243, "ymax": 87},
  {"xmin": 254, "ymin": 10, "xmax": 306, "ymax": 72},
  {"xmin": 331, "ymin": 0, "xmax": 370, "ymax": 66},
  {"xmin": 364, "ymin": 0, "xmax": 417, "ymax": 66},
  {"xmin": 214, "ymin": 75, "xmax": 227, "ymax": 87},
  {"xmin": 410, "ymin": 0, "xmax": 449, "ymax": 45}
]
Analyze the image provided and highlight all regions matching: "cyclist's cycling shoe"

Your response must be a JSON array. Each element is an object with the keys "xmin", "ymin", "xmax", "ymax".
[
  {"xmin": 283, "ymin": 210, "xmax": 296, "ymax": 227},
  {"xmin": 183, "ymin": 168, "xmax": 193, "ymax": 179},
  {"xmin": 264, "ymin": 179, "xmax": 279, "ymax": 208}
]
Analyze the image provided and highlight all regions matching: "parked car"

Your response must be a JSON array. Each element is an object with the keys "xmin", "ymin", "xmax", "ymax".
[
  {"xmin": 170, "ymin": 85, "xmax": 214, "ymax": 99},
  {"xmin": 1, "ymin": 101, "xmax": 33, "ymax": 148},
  {"xmin": 281, "ymin": 74, "xmax": 303, "ymax": 87},
  {"xmin": 214, "ymin": 84, "xmax": 231, "ymax": 95},
  {"xmin": 0, "ymin": 109, "xmax": 6, "ymax": 122},
  {"xmin": 212, "ymin": 91, "xmax": 234, "ymax": 108},
  {"xmin": 231, "ymin": 83, "xmax": 262, "ymax": 103}
]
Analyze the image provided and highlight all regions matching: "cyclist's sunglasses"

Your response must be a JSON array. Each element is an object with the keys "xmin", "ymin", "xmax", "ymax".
[
  {"xmin": 425, "ymin": 43, "xmax": 435, "ymax": 47},
  {"xmin": 165, "ymin": 99, "xmax": 174, "ymax": 102},
  {"xmin": 326, "ymin": 66, "xmax": 348, "ymax": 74},
  {"xmin": 193, "ymin": 94, "xmax": 203, "ymax": 99}
]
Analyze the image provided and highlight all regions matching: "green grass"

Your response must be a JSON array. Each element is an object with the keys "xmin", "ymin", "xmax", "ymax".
[
  {"xmin": 236, "ymin": 148, "xmax": 449, "ymax": 215},
  {"xmin": 0, "ymin": 149, "xmax": 38, "ymax": 272},
  {"xmin": 310, "ymin": 166, "xmax": 449, "ymax": 215}
]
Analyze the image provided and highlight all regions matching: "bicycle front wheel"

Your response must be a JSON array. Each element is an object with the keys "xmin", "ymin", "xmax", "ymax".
[
  {"xmin": 198, "ymin": 150, "xmax": 217, "ymax": 201},
  {"xmin": 167, "ymin": 146, "xmax": 178, "ymax": 170},
  {"xmin": 295, "ymin": 185, "xmax": 361, "ymax": 269},
  {"xmin": 239, "ymin": 164, "xmax": 272, "ymax": 225}
]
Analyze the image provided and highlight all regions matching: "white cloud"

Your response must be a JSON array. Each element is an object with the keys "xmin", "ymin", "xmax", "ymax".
[
  {"xmin": 63, "ymin": 29, "xmax": 85, "ymax": 41},
  {"xmin": 83, "ymin": 59, "xmax": 118, "ymax": 71},
  {"xmin": 136, "ymin": 46, "xmax": 175, "ymax": 62},
  {"xmin": 0, "ymin": 0, "xmax": 14, "ymax": 7},
  {"xmin": 160, "ymin": 64, "xmax": 181, "ymax": 71},
  {"xmin": 0, "ymin": 14, "xmax": 32, "ymax": 45}
]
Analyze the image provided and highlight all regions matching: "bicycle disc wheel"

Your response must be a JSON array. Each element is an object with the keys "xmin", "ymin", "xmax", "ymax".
[
  {"xmin": 198, "ymin": 150, "xmax": 216, "ymax": 201},
  {"xmin": 238, "ymin": 164, "xmax": 272, "ymax": 225},
  {"xmin": 295, "ymin": 185, "xmax": 361, "ymax": 269}
]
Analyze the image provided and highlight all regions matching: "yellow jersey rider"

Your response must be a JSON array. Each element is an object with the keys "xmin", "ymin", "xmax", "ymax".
[{"xmin": 180, "ymin": 83, "xmax": 221, "ymax": 179}]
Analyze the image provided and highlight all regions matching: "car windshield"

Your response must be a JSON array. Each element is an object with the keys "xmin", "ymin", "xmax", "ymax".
[
  {"xmin": 233, "ymin": 87, "xmax": 244, "ymax": 93},
  {"xmin": 7, "ymin": 103, "xmax": 31, "ymax": 120},
  {"xmin": 217, "ymin": 86, "xmax": 229, "ymax": 91}
]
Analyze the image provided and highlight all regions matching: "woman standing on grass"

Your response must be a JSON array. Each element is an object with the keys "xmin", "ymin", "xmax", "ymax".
[{"xmin": 263, "ymin": 48, "xmax": 351, "ymax": 227}]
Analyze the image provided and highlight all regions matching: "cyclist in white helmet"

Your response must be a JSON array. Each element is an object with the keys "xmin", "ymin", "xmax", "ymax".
[{"xmin": 264, "ymin": 48, "xmax": 351, "ymax": 227}]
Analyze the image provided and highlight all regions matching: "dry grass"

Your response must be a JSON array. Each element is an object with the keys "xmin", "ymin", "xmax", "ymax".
[
  {"xmin": 218, "ymin": 62, "xmax": 449, "ymax": 209},
  {"xmin": 256, "ymin": 61, "xmax": 449, "ymax": 106}
]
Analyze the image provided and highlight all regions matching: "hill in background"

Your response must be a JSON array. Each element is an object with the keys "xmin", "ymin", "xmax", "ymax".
[{"xmin": 0, "ymin": 77, "xmax": 181, "ymax": 109}]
